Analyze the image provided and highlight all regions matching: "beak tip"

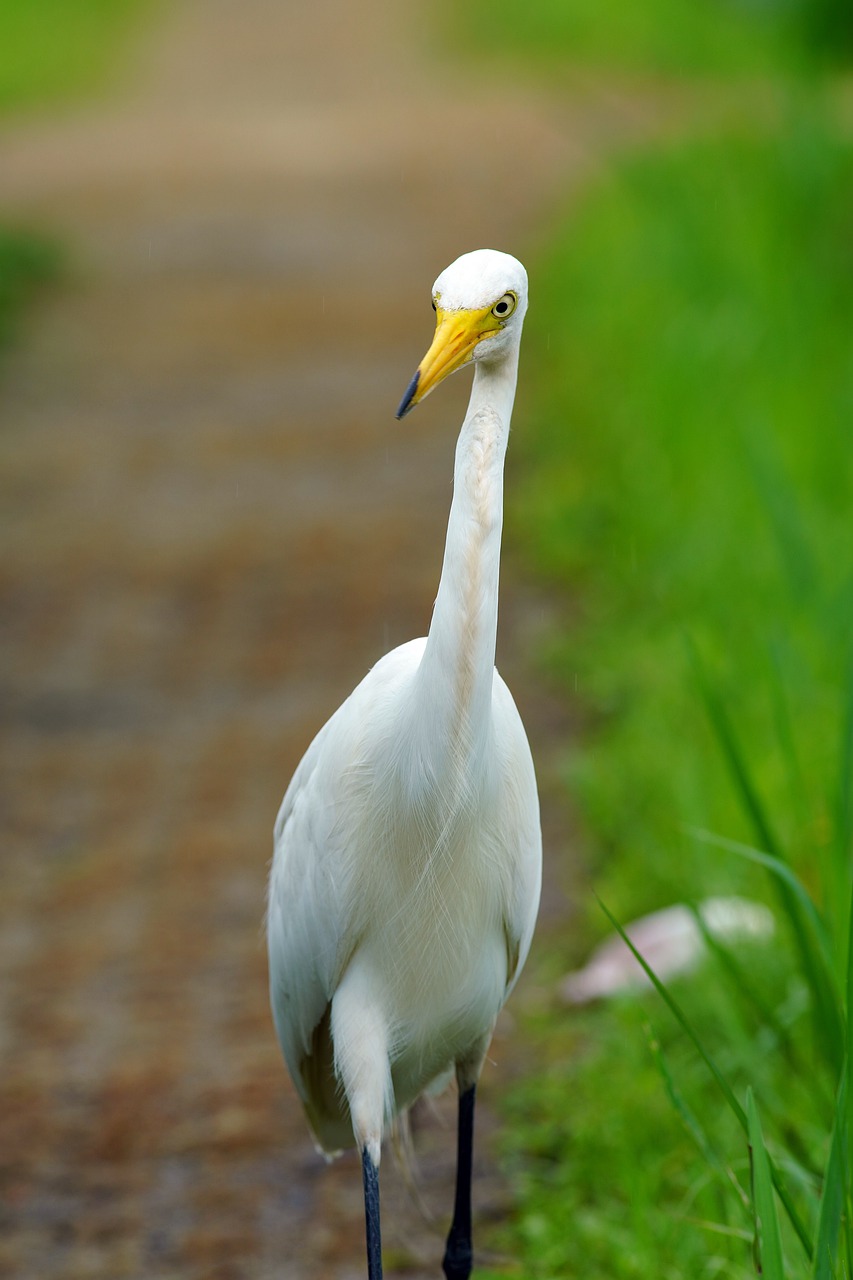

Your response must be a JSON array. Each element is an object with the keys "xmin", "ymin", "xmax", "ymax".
[{"xmin": 395, "ymin": 370, "xmax": 420, "ymax": 421}]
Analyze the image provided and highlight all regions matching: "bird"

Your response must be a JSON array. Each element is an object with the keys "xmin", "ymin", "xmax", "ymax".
[{"xmin": 267, "ymin": 249, "xmax": 542, "ymax": 1280}]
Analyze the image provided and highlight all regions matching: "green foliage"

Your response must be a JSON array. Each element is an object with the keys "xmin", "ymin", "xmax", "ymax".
[
  {"xmin": 512, "ymin": 114, "xmax": 853, "ymax": 913},
  {"xmin": 444, "ymin": 0, "xmax": 800, "ymax": 77},
  {"xmin": 482, "ymin": 995, "xmax": 737, "ymax": 1277},
  {"xmin": 0, "ymin": 0, "xmax": 149, "ymax": 112},
  {"xmin": 443, "ymin": 0, "xmax": 849, "ymax": 77},
  {"xmin": 600, "ymin": 891, "xmax": 814, "ymax": 1262},
  {"xmin": 0, "ymin": 228, "xmax": 61, "ymax": 351},
  {"xmin": 485, "ymin": 110, "xmax": 853, "ymax": 1278},
  {"xmin": 484, "ymin": 762, "xmax": 852, "ymax": 1274},
  {"xmin": 747, "ymin": 1088, "xmax": 786, "ymax": 1279},
  {"xmin": 811, "ymin": 1074, "xmax": 846, "ymax": 1280},
  {"xmin": 0, "ymin": 1, "xmax": 152, "ymax": 351},
  {"xmin": 802, "ymin": 0, "xmax": 853, "ymax": 64},
  {"xmin": 480, "ymin": 934, "xmax": 818, "ymax": 1278}
]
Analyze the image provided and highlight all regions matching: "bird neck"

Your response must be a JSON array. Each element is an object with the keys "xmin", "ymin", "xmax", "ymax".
[{"xmin": 412, "ymin": 349, "xmax": 519, "ymax": 775}]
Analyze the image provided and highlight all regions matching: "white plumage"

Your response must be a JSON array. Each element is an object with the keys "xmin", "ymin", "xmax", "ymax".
[{"xmin": 267, "ymin": 249, "xmax": 541, "ymax": 1280}]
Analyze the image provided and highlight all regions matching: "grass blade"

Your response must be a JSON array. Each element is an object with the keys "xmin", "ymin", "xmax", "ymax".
[
  {"xmin": 596, "ymin": 893, "xmax": 745, "ymax": 1126},
  {"xmin": 840, "ymin": 885, "xmax": 845, "ymax": 1274},
  {"xmin": 833, "ymin": 647, "xmax": 853, "ymax": 982},
  {"xmin": 689, "ymin": 901, "xmax": 788, "ymax": 1045},
  {"xmin": 767, "ymin": 635, "xmax": 811, "ymax": 836},
  {"xmin": 812, "ymin": 1071, "xmax": 847, "ymax": 1280},
  {"xmin": 686, "ymin": 829, "xmax": 835, "ymax": 980},
  {"xmin": 747, "ymin": 1087, "xmax": 786, "ymax": 1280},
  {"xmin": 596, "ymin": 893, "xmax": 814, "ymax": 1261},
  {"xmin": 647, "ymin": 1024, "xmax": 750, "ymax": 1215},
  {"xmin": 837, "ymin": 645, "xmax": 853, "ymax": 874},
  {"xmin": 687, "ymin": 638, "xmax": 783, "ymax": 860},
  {"xmin": 745, "ymin": 429, "xmax": 817, "ymax": 603},
  {"xmin": 688, "ymin": 902, "xmax": 834, "ymax": 1120},
  {"xmin": 688, "ymin": 642, "xmax": 844, "ymax": 1073},
  {"xmin": 688, "ymin": 825, "xmax": 843, "ymax": 1073}
]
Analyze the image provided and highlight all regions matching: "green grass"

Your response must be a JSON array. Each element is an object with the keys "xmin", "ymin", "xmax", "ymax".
[
  {"xmin": 477, "ymin": 110, "xmax": 853, "ymax": 1277},
  {"xmin": 478, "ymin": 931, "xmax": 829, "ymax": 1279},
  {"xmin": 513, "ymin": 114, "xmax": 853, "ymax": 916},
  {"xmin": 443, "ymin": 0, "xmax": 851, "ymax": 78},
  {"xmin": 0, "ymin": 0, "xmax": 153, "ymax": 350},
  {"xmin": 0, "ymin": 0, "xmax": 150, "ymax": 113},
  {"xmin": 0, "ymin": 229, "xmax": 62, "ymax": 351}
]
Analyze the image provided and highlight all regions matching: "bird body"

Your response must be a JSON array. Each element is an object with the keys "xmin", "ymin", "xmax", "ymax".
[
  {"xmin": 269, "ymin": 638, "xmax": 540, "ymax": 1156},
  {"xmin": 268, "ymin": 249, "xmax": 541, "ymax": 1278}
]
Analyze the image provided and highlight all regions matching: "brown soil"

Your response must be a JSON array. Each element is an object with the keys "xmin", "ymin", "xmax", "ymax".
[{"xmin": 0, "ymin": 4, "xmax": 654, "ymax": 1276}]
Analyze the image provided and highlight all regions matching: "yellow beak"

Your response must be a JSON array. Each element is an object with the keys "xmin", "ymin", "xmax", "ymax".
[{"xmin": 396, "ymin": 305, "xmax": 500, "ymax": 419}]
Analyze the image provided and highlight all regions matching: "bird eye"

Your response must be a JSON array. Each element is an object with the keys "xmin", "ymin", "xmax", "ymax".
[{"xmin": 492, "ymin": 292, "xmax": 517, "ymax": 320}]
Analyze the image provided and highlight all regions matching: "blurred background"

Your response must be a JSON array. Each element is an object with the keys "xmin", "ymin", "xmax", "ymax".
[{"xmin": 0, "ymin": 1, "xmax": 851, "ymax": 1278}]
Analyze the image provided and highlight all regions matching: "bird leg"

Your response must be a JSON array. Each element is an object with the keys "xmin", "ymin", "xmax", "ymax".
[
  {"xmin": 362, "ymin": 1146, "xmax": 383, "ymax": 1280},
  {"xmin": 442, "ymin": 1084, "xmax": 476, "ymax": 1280}
]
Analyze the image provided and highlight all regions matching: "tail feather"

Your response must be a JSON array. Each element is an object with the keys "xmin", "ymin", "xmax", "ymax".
[{"xmin": 390, "ymin": 1108, "xmax": 439, "ymax": 1228}]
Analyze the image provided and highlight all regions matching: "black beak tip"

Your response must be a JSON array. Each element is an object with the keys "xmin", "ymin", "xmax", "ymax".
[{"xmin": 395, "ymin": 370, "xmax": 419, "ymax": 420}]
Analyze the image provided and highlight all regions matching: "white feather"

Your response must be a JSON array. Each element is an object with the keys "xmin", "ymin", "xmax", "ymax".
[{"xmin": 267, "ymin": 249, "xmax": 541, "ymax": 1170}]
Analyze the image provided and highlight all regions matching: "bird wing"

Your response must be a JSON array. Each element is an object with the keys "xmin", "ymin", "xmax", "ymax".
[
  {"xmin": 268, "ymin": 709, "xmax": 346, "ymax": 1139},
  {"xmin": 267, "ymin": 640, "xmax": 426, "ymax": 1150},
  {"xmin": 492, "ymin": 670, "xmax": 542, "ymax": 1000}
]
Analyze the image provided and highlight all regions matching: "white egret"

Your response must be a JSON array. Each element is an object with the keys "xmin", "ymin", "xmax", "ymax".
[{"xmin": 267, "ymin": 249, "xmax": 542, "ymax": 1280}]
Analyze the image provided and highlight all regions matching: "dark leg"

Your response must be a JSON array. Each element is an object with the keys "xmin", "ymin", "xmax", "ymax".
[
  {"xmin": 362, "ymin": 1146, "xmax": 383, "ymax": 1280},
  {"xmin": 442, "ymin": 1084, "xmax": 476, "ymax": 1280}
]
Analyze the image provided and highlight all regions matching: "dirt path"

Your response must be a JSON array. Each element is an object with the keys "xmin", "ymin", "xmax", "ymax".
[{"xmin": 0, "ymin": 5, "xmax": 650, "ymax": 1276}]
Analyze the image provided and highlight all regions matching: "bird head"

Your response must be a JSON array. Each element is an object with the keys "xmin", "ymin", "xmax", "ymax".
[{"xmin": 396, "ymin": 249, "xmax": 528, "ymax": 420}]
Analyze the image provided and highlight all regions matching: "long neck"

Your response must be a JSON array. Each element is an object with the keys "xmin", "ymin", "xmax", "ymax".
[{"xmin": 410, "ymin": 348, "xmax": 519, "ymax": 776}]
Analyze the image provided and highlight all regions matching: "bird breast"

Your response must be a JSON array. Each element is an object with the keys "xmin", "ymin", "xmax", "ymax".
[{"xmin": 333, "ymin": 714, "xmax": 512, "ymax": 1048}]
